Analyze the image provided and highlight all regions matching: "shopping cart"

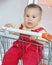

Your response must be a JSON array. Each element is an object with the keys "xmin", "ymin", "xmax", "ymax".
[{"xmin": 0, "ymin": 27, "xmax": 52, "ymax": 65}]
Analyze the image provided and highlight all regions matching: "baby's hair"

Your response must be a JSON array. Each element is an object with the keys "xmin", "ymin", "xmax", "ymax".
[{"xmin": 24, "ymin": 4, "xmax": 42, "ymax": 15}]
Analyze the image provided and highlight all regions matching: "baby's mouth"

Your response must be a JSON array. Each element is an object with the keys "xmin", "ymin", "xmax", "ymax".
[{"xmin": 28, "ymin": 22, "xmax": 32, "ymax": 25}]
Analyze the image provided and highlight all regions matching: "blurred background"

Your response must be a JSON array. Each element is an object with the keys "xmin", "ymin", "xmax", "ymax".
[{"xmin": 0, "ymin": 0, "xmax": 52, "ymax": 65}]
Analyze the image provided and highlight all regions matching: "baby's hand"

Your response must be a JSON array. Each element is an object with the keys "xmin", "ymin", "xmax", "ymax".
[
  {"xmin": 0, "ymin": 23, "xmax": 13, "ymax": 31},
  {"xmin": 30, "ymin": 35, "xmax": 38, "ymax": 40},
  {"xmin": 5, "ymin": 23, "xmax": 13, "ymax": 28}
]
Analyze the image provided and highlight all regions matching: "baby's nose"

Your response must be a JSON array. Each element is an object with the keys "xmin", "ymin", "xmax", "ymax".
[{"xmin": 28, "ymin": 17, "xmax": 32, "ymax": 21}]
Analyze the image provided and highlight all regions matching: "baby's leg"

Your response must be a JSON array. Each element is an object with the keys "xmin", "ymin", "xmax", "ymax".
[
  {"xmin": 2, "ymin": 46, "xmax": 21, "ymax": 65},
  {"xmin": 22, "ymin": 49, "xmax": 41, "ymax": 65}
]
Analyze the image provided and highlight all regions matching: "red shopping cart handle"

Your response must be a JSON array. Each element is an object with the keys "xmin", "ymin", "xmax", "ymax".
[{"xmin": 42, "ymin": 33, "xmax": 52, "ymax": 41}]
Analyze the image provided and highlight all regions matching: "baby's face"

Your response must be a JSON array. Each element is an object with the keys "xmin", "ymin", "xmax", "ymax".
[{"xmin": 24, "ymin": 8, "xmax": 41, "ymax": 29}]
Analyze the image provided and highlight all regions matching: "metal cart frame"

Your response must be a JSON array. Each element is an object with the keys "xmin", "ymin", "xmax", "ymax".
[{"xmin": 0, "ymin": 29, "xmax": 52, "ymax": 65}]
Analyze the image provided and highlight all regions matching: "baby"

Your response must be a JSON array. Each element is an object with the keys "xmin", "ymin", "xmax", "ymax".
[{"xmin": 2, "ymin": 4, "xmax": 52, "ymax": 65}]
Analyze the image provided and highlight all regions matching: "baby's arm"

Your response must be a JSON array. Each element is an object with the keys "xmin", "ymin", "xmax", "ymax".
[
  {"xmin": 30, "ymin": 29, "xmax": 46, "ymax": 44},
  {"xmin": 6, "ymin": 24, "xmax": 20, "ymax": 35},
  {"xmin": 0, "ymin": 23, "xmax": 19, "ymax": 35},
  {"xmin": 30, "ymin": 29, "xmax": 46, "ymax": 40},
  {"xmin": 0, "ymin": 23, "xmax": 13, "ymax": 30},
  {"xmin": 4, "ymin": 23, "xmax": 14, "ymax": 28},
  {"xmin": 30, "ymin": 35, "xmax": 38, "ymax": 40}
]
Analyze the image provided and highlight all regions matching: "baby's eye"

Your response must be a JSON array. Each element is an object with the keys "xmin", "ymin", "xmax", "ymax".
[
  {"xmin": 26, "ymin": 15, "xmax": 29, "ymax": 17},
  {"xmin": 32, "ymin": 16, "xmax": 36, "ymax": 18}
]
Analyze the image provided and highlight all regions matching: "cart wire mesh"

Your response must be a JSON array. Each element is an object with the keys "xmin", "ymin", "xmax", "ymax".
[{"xmin": 0, "ymin": 28, "xmax": 52, "ymax": 65}]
